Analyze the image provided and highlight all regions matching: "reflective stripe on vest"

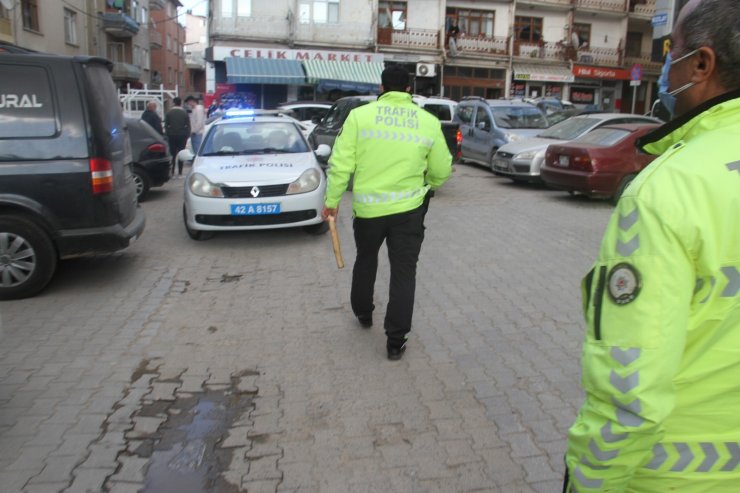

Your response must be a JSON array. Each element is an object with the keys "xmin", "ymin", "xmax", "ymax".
[
  {"xmin": 354, "ymin": 186, "xmax": 429, "ymax": 205},
  {"xmin": 645, "ymin": 442, "xmax": 740, "ymax": 473}
]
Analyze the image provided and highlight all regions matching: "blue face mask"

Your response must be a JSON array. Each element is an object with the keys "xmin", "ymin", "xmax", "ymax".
[{"xmin": 657, "ymin": 49, "xmax": 698, "ymax": 118}]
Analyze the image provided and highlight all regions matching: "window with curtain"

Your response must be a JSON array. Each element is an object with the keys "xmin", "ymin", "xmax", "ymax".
[
  {"xmin": 573, "ymin": 23, "xmax": 591, "ymax": 48},
  {"xmin": 21, "ymin": 0, "xmax": 40, "ymax": 32},
  {"xmin": 515, "ymin": 16, "xmax": 543, "ymax": 43},
  {"xmin": 446, "ymin": 7, "xmax": 494, "ymax": 37},
  {"xmin": 64, "ymin": 8, "xmax": 77, "ymax": 45},
  {"xmin": 378, "ymin": 1, "xmax": 406, "ymax": 30}
]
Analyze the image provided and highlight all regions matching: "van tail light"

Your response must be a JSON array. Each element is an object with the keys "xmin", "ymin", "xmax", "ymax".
[
  {"xmin": 146, "ymin": 143, "xmax": 167, "ymax": 153},
  {"xmin": 90, "ymin": 157, "xmax": 114, "ymax": 194},
  {"xmin": 456, "ymin": 129, "xmax": 463, "ymax": 158}
]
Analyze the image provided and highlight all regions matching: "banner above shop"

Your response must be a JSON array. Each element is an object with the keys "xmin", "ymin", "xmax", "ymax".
[
  {"xmin": 572, "ymin": 65, "xmax": 631, "ymax": 80},
  {"xmin": 211, "ymin": 46, "xmax": 384, "ymax": 64},
  {"xmin": 513, "ymin": 64, "xmax": 574, "ymax": 83}
]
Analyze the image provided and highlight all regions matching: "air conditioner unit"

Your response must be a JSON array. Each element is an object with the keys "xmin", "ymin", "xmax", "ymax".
[{"xmin": 415, "ymin": 63, "xmax": 436, "ymax": 78}]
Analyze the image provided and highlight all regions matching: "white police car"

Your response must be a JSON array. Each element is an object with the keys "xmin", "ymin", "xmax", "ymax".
[{"xmin": 183, "ymin": 110, "xmax": 332, "ymax": 240}]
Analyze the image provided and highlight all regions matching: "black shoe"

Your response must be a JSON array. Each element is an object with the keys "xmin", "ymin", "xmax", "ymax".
[
  {"xmin": 387, "ymin": 339, "xmax": 407, "ymax": 361},
  {"xmin": 357, "ymin": 314, "xmax": 373, "ymax": 328}
]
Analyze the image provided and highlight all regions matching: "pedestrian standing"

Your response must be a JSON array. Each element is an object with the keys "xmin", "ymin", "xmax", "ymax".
[
  {"xmin": 164, "ymin": 97, "xmax": 190, "ymax": 176},
  {"xmin": 185, "ymin": 95, "xmax": 206, "ymax": 154},
  {"xmin": 322, "ymin": 65, "xmax": 452, "ymax": 360},
  {"xmin": 140, "ymin": 100, "xmax": 164, "ymax": 135},
  {"xmin": 564, "ymin": 0, "xmax": 740, "ymax": 491}
]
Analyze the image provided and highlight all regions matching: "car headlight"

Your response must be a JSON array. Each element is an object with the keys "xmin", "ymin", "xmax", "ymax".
[
  {"xmin": 286, "ymin": 168, "xmax": 321, "ymax": 194},
  {"xmin": 188, "ymin": 172, "xmax": 224, "ymax": 197},
  {"xmin": 514, "ymin": 150, "xmax": 537, "ymax": 161}
]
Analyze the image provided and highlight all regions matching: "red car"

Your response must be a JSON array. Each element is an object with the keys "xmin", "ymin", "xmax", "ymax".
[{"xmin": 541, "ymin": 123, "xmax": 660, "ymax": 203}]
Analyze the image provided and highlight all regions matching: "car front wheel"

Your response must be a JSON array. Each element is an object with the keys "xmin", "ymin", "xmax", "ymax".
[{"xmin": 0, "ymin": 215, "xmax": 57, "ymax": 300}]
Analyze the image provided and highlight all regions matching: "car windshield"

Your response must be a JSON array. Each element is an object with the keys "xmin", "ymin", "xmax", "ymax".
[
  {"xmin": 572, "ymin": 128, "xmax": 633, "ymax": 146},
  {"xmin": 200, "ymin": 121, "xmax": 309, "ymax": 156},
  {"xmin": 536, "ymin": 117, "xmax": 602, "ymax": 140},
  {"xmin": 490, "ymin": 106, "xmax": 548, "ymax": 129}
]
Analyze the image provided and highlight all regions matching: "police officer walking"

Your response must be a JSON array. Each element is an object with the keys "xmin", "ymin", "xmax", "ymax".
[
  {"xmin": 564, "ymin": 0, "xmax": 740, "ymax": 491},
  {"xmin": 322, "ymin": 65, "xmax": 452, "ymax": 360}
]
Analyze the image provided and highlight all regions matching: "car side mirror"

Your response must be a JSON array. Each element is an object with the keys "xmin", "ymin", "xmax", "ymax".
[
  {"xmin": 477, "ymin": 121, "xmax": 489, "ymax": 131},
  {"xmin": 315, "ymin": 144, "xmax": 331, "ymax": 160}
]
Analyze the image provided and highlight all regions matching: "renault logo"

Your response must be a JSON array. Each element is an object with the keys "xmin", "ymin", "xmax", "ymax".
[{"xmin": 250, "ymin": 186, "xmax": 260, "ymax": 197}]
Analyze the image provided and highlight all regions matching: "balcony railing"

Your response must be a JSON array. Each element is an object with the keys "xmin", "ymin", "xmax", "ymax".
[
  {"xmin": 576, "ymin": 46, "xmax": 623, "ymax": 66},
  {"xmin": 102, "ymin": 12, "xmax": 139, "ymax": 38},
  {"xmin": 453, "ymin": 34, "xmax": 509, "ymax": 56},
  {"xmin": 185, "ymin": 51, "xmax": 205, "ymax": 69},
  {"xmin": 518, "ymin": 0, "xmax": 572, "ymax": 7},
  {"xmin": 111, "ymin": 62, "xmax": 141, "ymax": 81},
  {"xmin": 575, "ymin": 0, "xmax": 628, "ymax": 13},
  {"xmin": 629, "ymin": 0, "xmax": 656, "ymax": 17},
  {"xmin": 377, "ymin": 28, "xmax": 439, "ymax": 50},
  {"xmin": 514, "ymin": 41, "xmax": 572, "ymax": 62},
  {"xmin": 149, "ymin": 29, "xmax": 162, "ymax": 48},
  {"xmin": 623, "ymin": 53, "xmax": 662, "ymax": 72}
]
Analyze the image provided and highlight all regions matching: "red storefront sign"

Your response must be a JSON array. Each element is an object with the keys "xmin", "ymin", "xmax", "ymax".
[{"xmin": 572, "ymin": 65, "xmax": 631, "ymax": 80}]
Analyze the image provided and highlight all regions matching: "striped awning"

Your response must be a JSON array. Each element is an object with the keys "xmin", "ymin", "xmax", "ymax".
[
  {"xmin": 225, "ymin": 57, "xmax": 306, "ymax": 85},
  {"xmin": 303, "ymin": 60, "xmax": 384, "ymax": 93}
]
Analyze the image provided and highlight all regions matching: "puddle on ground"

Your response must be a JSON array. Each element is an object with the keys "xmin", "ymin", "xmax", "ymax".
[{"xmin": 136, "ymin": 386, "xmax": 255, "ymax": 493}]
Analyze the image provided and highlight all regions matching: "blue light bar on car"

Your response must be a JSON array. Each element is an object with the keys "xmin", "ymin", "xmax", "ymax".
[{"xmin": 224, "ymin": 109, "xmax": 256, "ymax": 119}]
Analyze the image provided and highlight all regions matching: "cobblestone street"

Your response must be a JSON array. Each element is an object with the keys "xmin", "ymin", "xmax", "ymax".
[{"xmin": 0, "ymin": 163, "xmax": 615, "ymax": 493}]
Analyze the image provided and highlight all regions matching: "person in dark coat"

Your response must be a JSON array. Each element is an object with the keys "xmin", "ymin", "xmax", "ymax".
[
  {"xmin": 164, "ymin": 97, "xmax": 191, "ymax": 176},
  {"xmin": 140, "ymin": 101, "xmax": 163, "ymax": 135}
]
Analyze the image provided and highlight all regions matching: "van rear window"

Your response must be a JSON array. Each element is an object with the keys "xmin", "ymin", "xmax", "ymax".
[{"xmin": 0, "ymin": 65, "xmax": 57, "ymax": 138}]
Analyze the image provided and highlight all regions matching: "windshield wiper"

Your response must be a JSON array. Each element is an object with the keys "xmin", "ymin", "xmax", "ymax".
[
  {"xmin": 201, "ymin": 150, "xmax": 241, "ymax": 156},
  {"xmin": 252, "ymin": 148, "xmax": 291, "ymax": 154}
]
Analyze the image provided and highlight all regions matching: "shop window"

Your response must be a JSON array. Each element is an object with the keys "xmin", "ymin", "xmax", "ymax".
[
  {"xmin": 515, "ymin": 16, "xmax": 542, "ymax": 43},
  {"xmin": 446, "ymin": 7, "xmax": 494, "ymax": 38},
  {"xmin": 626, "ymin": 31, "xmax": 642, "ymax": 57},
  {"xmin": 378, "ymin": 1, "xmax": 406, "ymax": 30}
]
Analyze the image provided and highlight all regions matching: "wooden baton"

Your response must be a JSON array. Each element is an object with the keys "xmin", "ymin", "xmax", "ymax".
[{"xmin": 328, "ymin": 216, "xmax": 345, "ymax": 269}]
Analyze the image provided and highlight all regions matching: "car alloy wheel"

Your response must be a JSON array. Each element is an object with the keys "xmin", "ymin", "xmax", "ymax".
[
  {"xmin": 133, "ymin": 169, "xmax": 151, "ymax": 201},
  {"xmin": 0, "ymin": 216, "xmax": 57, "ymax": 300}
]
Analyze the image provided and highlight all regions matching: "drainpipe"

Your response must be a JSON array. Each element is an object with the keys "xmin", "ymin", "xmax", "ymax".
[{"xmin": 506, "ymin": 0, "xmax": 517, "ymax": 98}]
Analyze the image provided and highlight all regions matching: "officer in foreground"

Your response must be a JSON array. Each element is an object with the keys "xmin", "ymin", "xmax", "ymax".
[
  {"xmin": 564, "ymin": 0, "xmax": 740, "ymax": 491},
  {"xmin": 322, "ymin": 65, "xmax": 452, "ymax": 360}
]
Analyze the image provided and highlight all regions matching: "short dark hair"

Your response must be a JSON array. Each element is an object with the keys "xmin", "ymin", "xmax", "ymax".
[
  {"xmin": 185, "ymin": 95, "xmax": 197, "ymax": 103},
  {"xmin": 381, "ymin": 65, "xmax": 410, "ymax": 92},
  {"xmin": 173, "ymin": 97, "xmax": 182, "ymax": 106},
  {"xmin": 679, "ymin": 0, "xmax": 740, "ymax": 90}
]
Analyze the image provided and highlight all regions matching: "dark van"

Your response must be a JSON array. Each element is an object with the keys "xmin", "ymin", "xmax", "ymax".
[{"xmin": 0, "ymin": 49, "xmax": 145, "ymax": 300}]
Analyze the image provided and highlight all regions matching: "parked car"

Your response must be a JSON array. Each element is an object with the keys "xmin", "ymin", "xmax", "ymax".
[
  {"xmin": 308, "ymin": 95, "xmax": 377, "ymax": 162},
  {"xmin": 0, "ymin": 49, "xmax": 145, "ymax": 300},
  {"xmin": 126, "ymin": 118, "xmax": 171, "ymax": 200},
  {"xmin": 183, "ymin": 112, "xmax": 331, "ymax": 240},
  {"xmin": 455, "ymin": 97, "xmax": 549, "ymax": 168},
  {"xmin": 413, "ymin": 95, "xmax": 459, "ymax": 156},
  {"xmin": 491, "ymin": 113, "xmax": 661, "ymax": 182},
  {"xmin": 277, "ymin": 101, "xmax": 332, "ymax": 133},
  {"xmin": 541, "ymin": 123, "xmax": 660, "ymax": 203}
]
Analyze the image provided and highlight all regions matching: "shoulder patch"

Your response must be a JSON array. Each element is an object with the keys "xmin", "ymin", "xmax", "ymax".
[{"xmin": 607, "ymin": 263, "xmax": 641, "ymax": 305}]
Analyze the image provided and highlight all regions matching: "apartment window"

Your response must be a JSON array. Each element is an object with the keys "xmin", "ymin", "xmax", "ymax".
[
  {"xmin": 237, "ymin": 0, "xmax": 251, "ymax": 17},
  {"xmin": 515, "ymin": 16, "xmax": 542, "ymax": 43},
  {"xmin": 64, "ymin": 8, "xmax": 77, "ymax": 45},
  {"xmin": 21, "ymin": 0, "xmax": 40, "ymax": 32},
  {"xmin": 221, "ymin": 0, "xmax": 232, "ymax": 16},
  {"xmin": 446, "ymin": 8, "xmax": 494, "ymax": 37},
  {"xmin": 141, "ymin": 7, "xmax": 147, "ymax": 24},
  {"xmin": 1, "ymin": 5, "xmax": 11, "ymax": 20},
  {"xmin": 133, "ymin": 45, "xmax": 141, "ymax": 67},
  {"xmin": 108, "ymin": 43, "xmax": 125, "ymax": 63},
  {"xmin": 378, "ymin": 1, "xmax": 406, "ymax": 30},
  {"xmin": 626, "ymin": 31, "xmax": 642, "ymax": 57},
  {"xmin": 573, "ymin": 23, "xmax": 591, "ymax": 48},
  {"xmin": 132, "ymin": 0, "xmax": 139, "ymax": 20},
  {"xmin": 168, "ymin": 67, "xmax": 173, "ymax": 85},
  {"xmin": 299, "ymin": 0, "xmax": 338, "ymax": 24},
  {"xmin": 143, "ymin": 48, "xmax": 150, "ymax": 70},
  {"xmin": 167, "ymin": 34, "xmax": 172, "ymax": 51}
]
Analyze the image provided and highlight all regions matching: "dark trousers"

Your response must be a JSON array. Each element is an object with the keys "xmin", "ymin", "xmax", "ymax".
[
  {"xmin": 351, "ymin": 205, "xmax": 426, "ymax": 342},
  {"xmin": 167, "ymin": 134, "xmax": 189, "ymax": 175}
]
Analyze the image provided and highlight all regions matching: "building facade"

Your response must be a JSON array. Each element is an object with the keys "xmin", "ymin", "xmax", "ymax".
[
  {"xmin": 1, "ymin": 0, "xmax": 91, "ymax": 56},
  {"xmin": 184, "ymin": 12, "xmax": 207, "ymax": 97},
  {"xmin": 206, "ymin": 0, "xmax": 669, "ymax": 114},
  {"xmin": 150, "ymin": 0, "xmax": 185, "ymax": 94}
]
